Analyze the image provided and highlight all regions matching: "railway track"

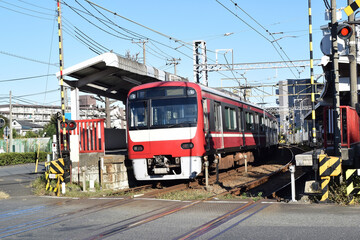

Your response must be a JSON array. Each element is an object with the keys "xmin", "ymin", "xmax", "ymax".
[{"xmin": 110, "ymin": 145, "xmax": 306, "ymax": 201}]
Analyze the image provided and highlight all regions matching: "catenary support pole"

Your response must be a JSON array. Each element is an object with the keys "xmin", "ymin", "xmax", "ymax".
[
  {"xmin": 349, "ymin": 0, "xmax": 358, "ymax": 108},
  {"xmin": 9, "ymin": 91, "xmax": 12, "ymax": 152},
  {"xmin": 331, "ymin": 0, "xmax": 341, "ymax": 157}
]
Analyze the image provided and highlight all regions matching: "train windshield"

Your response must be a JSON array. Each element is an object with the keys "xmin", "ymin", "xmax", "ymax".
[
  {"xmin": 129, "ymin": 101, "xmax": 148, "ymax": 129},
  {"xmin": 128, "ymin": 86, "xmax": 198, "ymax": 129},
  {"xmin": 151, "ymin": 97, "xmax": 197, "ymax": 128}
]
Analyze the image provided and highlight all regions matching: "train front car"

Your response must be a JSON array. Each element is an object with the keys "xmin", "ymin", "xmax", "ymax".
[{"xmin": 127, "ymin": 82, "xmax": 205, "ymax": 180}]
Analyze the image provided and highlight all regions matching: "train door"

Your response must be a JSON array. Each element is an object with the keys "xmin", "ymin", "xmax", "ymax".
[
  {"xmin": 202, "ymin": 98, "xmax": 210, "ymax": 151},
  {"xmin": 238, "ymin": 107, "xmax": 245, "ymax": 146},
  {"xmin": 214, "ymin": 101, "xmax": 224, "ymax": 149},
  {"xmin": 255, "ymin": 113, "xmax": 260, "ymax": 146}
]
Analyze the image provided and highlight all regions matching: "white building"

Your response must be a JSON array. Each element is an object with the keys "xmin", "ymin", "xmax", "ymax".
[{"xmin": 0, "ymin": 103, "xmax": 126, "ymax": 129}]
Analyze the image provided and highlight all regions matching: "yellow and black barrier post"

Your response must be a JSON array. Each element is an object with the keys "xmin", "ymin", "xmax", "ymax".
[
  {"xmin": 319, "ymin": 154, "xmax": 342, "ymax": 202},
  {"xmin": 345, "ymin": 169, "xmax": 360, "ymax": 205},
  {"xmin": 45, "ymin": 158, "xmax": 65, "ymax": 196}
]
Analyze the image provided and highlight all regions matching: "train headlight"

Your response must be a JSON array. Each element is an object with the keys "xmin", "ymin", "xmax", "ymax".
[
  {"xmin": 187, "ymin": 89, "xmax": 196, "ymax": 95},
  {"xmin": 181, "ymin": 142, "xmax": 194, "ymax": 149},
  {"xmin": 129, "ymin": 93, "xmax": 136, "ymax": 100},
  {"xmin": 133, "ymin": 145, "xmax": 144, "ymax": 152}
]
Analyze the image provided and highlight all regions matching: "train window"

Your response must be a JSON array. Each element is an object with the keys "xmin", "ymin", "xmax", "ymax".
[
  {"xmin": 214, "ymin": 102, "xmax": 222, "ymax": 132},
  {"xmin": 224, "ymin": 106, "xmax": 237, "ymax": 130},
  {"xmin": 260, "ymin": 115, "xmax": 264, "ymax": 132},
  {"xmin": 245, "ymin": 112, "xmax": 254, "ymax": 131},
  {"xmin": 238, "ymin": 108, "xmax": 243, "ymax": 131},
  {"xmin": 255, "ymin": 113, "xmax": 259, "ymax": 131},
  {"xmin": 129, "ymin": 101, "xmax": 148, "ymax": 128}
]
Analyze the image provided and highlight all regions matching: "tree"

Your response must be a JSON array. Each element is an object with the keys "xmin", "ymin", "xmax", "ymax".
[
  {"xmin": 42, "ymin": 114, "xmax": 57, "ymax": 137},
  {"xmin": 24, "ymin": 131, "xmax": 38, "ymax": 138}
]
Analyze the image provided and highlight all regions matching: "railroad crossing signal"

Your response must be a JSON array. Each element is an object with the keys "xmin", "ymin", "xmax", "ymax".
[
  {"xmin": 3, "ymin": 126, "xmax": 10, "ymax": 137},
  {"xmin": 337, "ymin": 24, "xmax": 353, "ymax": 40},
  {"xmin": 0, "ymin": 118, "xmax": 5, "ymax": 128},
  {"xmin": 344, "ymin": 0, "xmax": 360, "ymax": 16}
]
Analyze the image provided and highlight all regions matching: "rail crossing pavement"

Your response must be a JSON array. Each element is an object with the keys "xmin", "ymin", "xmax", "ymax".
[
  {"xmin": 2, "ymin": 164, "xmax": 360, "ymax": 239},
  {"xmin": 1, "ymin": 195, "xmax": 360, "ymax": 239}
]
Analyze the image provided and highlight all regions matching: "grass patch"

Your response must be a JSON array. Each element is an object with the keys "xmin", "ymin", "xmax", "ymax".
[
  {"xmin": 31, "ymin": 176, "xmax": 114, "ymax": 198},
  {"xmin": 0, "ymin": 191, "xmax": 10, "ymax": 199},
  {"xmin": 328, "ymin": 181, "xmax": 360, "ymax": 205},
  {"xmin": 156, "ymin": 189, "xmax": 214, "ymax": 201}
]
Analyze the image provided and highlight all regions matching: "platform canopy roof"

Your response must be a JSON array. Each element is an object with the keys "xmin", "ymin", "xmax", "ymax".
[{"xmin": 56, "ymin": 52, "xmax": 188, "ymax": 103}]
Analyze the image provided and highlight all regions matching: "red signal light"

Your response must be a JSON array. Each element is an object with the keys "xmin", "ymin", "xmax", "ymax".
[
  {"xmin": 337, "ymin": 24, "xmax": 353, "ymax": 40},
  {"xmin": 341, "ymin": 28, "xmax": 349, "ymax": 36},
  {"xmin": 66, "ymin": 120, "xmax": 76, "ymax": 130}
]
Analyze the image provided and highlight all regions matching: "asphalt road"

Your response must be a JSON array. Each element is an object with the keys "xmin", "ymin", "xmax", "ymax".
[
  {"xmin": 0, "ymin": 163, "xmax": 45, "ymax": 197},
  {"xmin": 1, "ymin": 164, "xmax": 360, "ymax": 239}
]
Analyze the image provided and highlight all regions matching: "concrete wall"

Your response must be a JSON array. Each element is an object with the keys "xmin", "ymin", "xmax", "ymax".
[{"xmin": 71, "ymin": 152, "xmax": 129, "ymax": 190}]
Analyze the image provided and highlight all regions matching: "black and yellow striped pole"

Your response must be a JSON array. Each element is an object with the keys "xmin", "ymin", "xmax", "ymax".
[
  {"xmin": 57, "ymin": 0, "xmax": 67, "ymax": 152},
  {"xmin": 308, "ymin": 0, "xmax": 317, "ymax": 147},
  {"xmin": 308, "ymin": 0, "xmax": 319, "ymax": 188}
]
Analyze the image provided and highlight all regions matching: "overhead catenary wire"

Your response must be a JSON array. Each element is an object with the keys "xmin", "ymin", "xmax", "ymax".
[
  {"xmin": 228, "ymin": 0, "xmax": 303, "ymax": 76},
  {"xmin": 216, "ymin": 0, "xmax": 300, "ymax": 79}
]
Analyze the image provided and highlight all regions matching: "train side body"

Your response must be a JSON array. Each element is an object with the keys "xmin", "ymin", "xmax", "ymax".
[{"xmin": 127, "ymin": 81, "xmax": 278, "ymax": 180}]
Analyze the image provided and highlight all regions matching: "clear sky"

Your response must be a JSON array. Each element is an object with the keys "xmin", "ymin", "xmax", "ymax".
[{"xmin": 0, "ymin": 0, "xmax": 350, "ymax": 108}]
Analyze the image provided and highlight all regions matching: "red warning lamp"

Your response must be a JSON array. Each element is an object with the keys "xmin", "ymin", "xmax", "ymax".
[{"xmin": 337, "ymin": 24, "xmax": 353, "ymax": 40}]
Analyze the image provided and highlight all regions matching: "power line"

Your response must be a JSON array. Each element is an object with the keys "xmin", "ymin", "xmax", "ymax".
[
  {"xmin": 74, "ymin": 0, "xmax": 139, "ymax": 41},
  {"xmin": 17, "ymin": 0, "xmax": 55, "ymax": 12},
  {"xmin": 1, "ymin": 0, "xmax": 54, "ymax": 16},
  {"xmin": 0, "ymin": 2, "xmax": 54, "ymax": 20},
  {"xmin": 0, "ymin": 50, "xmax": 58, "ymax": 66},
  {"xmin": 0, "ymin": 74, "xmax": 54, "ymax": 83},
  {"xmin": 62, "ymin": 1, "xmax": 133, "ymax": 41},
  {"xmin": 14, "ymin": 89, "xmax": 59, "ymax": 98}
]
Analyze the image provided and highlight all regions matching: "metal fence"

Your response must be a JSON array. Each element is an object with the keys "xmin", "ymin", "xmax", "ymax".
[{"xmin": 0, "ymin": 138, "xmax": 52, "ymax": 153}]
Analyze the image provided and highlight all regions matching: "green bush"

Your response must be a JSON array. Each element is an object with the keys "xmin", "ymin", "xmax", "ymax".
[{"xmin": 0, "ymin": 152, "xmax": 50, "ymax": 166}]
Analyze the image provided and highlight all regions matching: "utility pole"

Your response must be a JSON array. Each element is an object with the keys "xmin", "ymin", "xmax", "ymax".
[
  {"xmin": 331, "ymin": 0, "xmax": 341, "ymax": 156},
  {"xmin": 132, "ymin": 40, "xmax": 147, "ymax": 65},
  {"xmin": 349, "ymin": 0, "xmax": 358, "ymax": 107},
  {"xmin": 105, "ymin": 97, "xmax": 111, "ymax": 128},
  {"xmin": 167, "ymin": 58, "xmax": 181, "ymax": 75},
  {"xmin": 9, "ymin": 91, "xmax": 13, "ymax": 153}
]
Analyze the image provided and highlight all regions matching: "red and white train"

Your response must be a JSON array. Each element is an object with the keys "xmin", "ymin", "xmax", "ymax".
[{"xmin": 127, "ymin": 81, "xmax": 278, "ymax": 180}]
